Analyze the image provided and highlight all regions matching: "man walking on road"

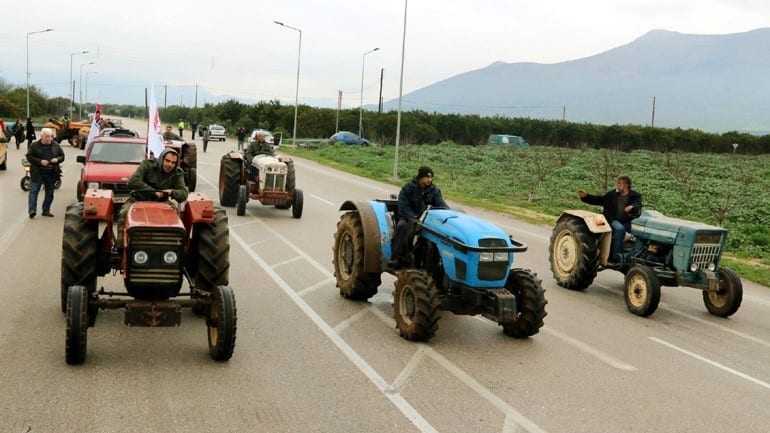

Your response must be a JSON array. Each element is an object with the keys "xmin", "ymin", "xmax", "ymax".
[
  {"xmin": 191, "ymin": 121, "xmax": 199, "ymax": 140},
  {"xmin": 25, "ymin": 118, "xmax": 36, "ymax": 148},
  {"xmin": 177, "ymin": 120, "xmax": 185, "ymax": 138},
  {"xmin": 26, "ymin": 128, "xmax": 64, "ymax": 218},
  {"xmin": 13, "ymin": 118, "xmax": 25, "ymax": 149},
  {"xmin": 578, "ymin": 175, "xmax": 642, "ymax": 264},
  {"xmin": 236, "ymin": 127, "xmax": 247, "ymax": 151}
]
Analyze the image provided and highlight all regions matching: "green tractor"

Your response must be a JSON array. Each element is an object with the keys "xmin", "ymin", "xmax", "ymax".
[{"xmin": 549, "ymin": 210, "xmax": 742, "ymax": 317}]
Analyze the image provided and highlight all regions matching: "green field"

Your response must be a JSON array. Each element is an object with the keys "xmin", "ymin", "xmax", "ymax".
[{"xmin": 284, "ymin": 142, "xmax": 770, "ymax": 286}]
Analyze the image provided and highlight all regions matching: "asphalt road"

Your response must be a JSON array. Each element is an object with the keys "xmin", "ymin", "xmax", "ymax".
[{"xmin": 1, "ymin": 120, "xmax": 769, "ymax": 433}]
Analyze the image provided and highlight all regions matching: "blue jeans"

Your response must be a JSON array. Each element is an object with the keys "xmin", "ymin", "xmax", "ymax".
[
  {"xmin": 28, "ymin": 177, "xmax": 55, "ymax": 214},
  {"xmin": 610, "ymin": 220, "xmax": 631, "ymax": 262}
]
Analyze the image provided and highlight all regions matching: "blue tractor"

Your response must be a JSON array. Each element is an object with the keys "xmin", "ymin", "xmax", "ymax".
[{"xmin": 333, "ymin": 199, "xmax": 547, "ymax": 341}]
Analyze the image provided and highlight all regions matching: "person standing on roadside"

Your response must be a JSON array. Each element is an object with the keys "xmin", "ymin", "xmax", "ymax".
[
  {"xmin": 14, "ymin": 119, "xmax": 25, "ymax": 149},
  {"xmin": 191, "ymin": 120, "xmax": 199, "ymax": 140},
  {"xmin": 202, "ymin": 127, "xmax": 210, "ymax": 153},
  {"xmin": 177, "ymin": 120, "xmax": 184, "ymax": 138},
  {"xmin": 26, "ymin": 128, "xmax": 65, "ymax": 218},
  {"xmin": 236, "ymin": 127, "xmax": 246, "ymax": 151},
  {"xmin": 25, "ymin": 118, "xmax": 36, "ymax": 148}
]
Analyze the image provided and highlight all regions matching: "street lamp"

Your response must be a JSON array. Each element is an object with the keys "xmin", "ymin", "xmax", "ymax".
[
  {"xmin": 359, "ymin": 47, "xmax": 380, "ymax": 138},
  {"xmin": 69, "ymin": 50, "xmax": 89, "ymax": 118},
  {"xmin": 393, "ymin": 0, "xmax": 408, "ymax": 179},
  {"xmin": 274, "ymin": 20, "xmax": 302, "ymax": 146},
  {"xmin": 79, "ymin": 61, "xmax": 95, "ymax": 119},
  {"xmin": 85, "ymin": 71, "xmax": 98, "ymax": 109},
  {"xmin": 26, "ymin": 28, "xmax": 54, "ymax": 119}
]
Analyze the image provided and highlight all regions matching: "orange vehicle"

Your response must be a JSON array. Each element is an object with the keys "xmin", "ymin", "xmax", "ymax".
[{"xmin": 44, "ymin": 118, "xmax": 91, "ymax": 149}]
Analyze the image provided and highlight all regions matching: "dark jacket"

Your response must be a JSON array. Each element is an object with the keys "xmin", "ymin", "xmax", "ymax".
[
  {"xmin": 26, "ymin": 121, "xmax": 36, "ymax": 141},
  {"xmin": 581, "ymin": 189, "xmax": 642, "ymax": 224},
  {"xmin": 397, "ymin": 179, "xmax": 448, "ymax": 221},
  {"xmin": 244, "ymin": 139, "xmax": 273, "ymax": 162},
  {"xmin": 26, "ymin": 140, "xmax": 65, "ymax": 182},
  {"xmin": 128, "ymin": 149, "xmax": 188, "ymax": 202},
  {"xmin": 13, "ymin": 122, "xmax": 24, "ymax": 140}
]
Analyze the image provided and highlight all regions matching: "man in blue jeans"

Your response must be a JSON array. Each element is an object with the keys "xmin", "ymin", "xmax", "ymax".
[
  {"xmin": 578, "ymin": 176, "xmax": 642, "ymax": 264},
  {"xmin": 26, "ymin": 128, "xmax": 64, "ymax": 218}
]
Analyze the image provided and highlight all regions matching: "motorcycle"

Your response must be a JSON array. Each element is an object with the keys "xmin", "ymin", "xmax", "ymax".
[{"xmin": 20, "ymin": 158, "xmax": 61, "ymax": 191}]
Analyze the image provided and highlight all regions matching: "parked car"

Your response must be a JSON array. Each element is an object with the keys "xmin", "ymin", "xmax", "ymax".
[
  {"xmin": 329, "ymin": 131, "xmax": 369, "ymax": 145},
  {"xmin": 207, "ymin": 124, "xmax": 226, "ymax": 141},
  {"xmin": 75, "ymin": 136, "xmax": 146, "ymax": 204}
]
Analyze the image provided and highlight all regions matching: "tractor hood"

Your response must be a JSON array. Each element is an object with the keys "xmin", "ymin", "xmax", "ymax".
[
  {"xmin": 83, "ymin": 162, "xmax": 139, "ymax": 183},
  {"xmin": 422, "ymin": 209, "xmax": 512, "ymax": 248},
  {"xmin": 126, "ymin": 202, "xmax": 185, "ymax": 230},
  {"xmin": 631, "ymin": 210, "xmax": 727, "ymax": 244}
]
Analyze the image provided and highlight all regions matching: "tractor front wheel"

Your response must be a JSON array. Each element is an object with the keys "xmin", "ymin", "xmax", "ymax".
[
  {"xmin": 207, "ymin": 286, "xmax": 237, "ymax": 361},
  {"xmin": 219, "ymin": 155, "xmax": 241, "ymax": 207},
  {"xmin": 333, "ymin": 212, "xmax": 380, "ymax": 301},
  {"xmin": 236, "ymin": 185, "xmax": 248, "ymax": 216},
  {"xmin": 624, "ymin": 265, "xmax": 661, "ymax": 317},
  {"xmin": 502, "ymin": 269, "xmax": 547, "ymax": 338},
  {"xmin": 65, "ymin": 286, "xmax": 89, "ymax": 365},
  {"xmin": 393, "ymin": 270, "xmax": 441, "ymax": 342},
  {"xmin": 703, "ymin": 267, "xmax": 743, "ymax": 318},
  {"xmin": 291, "ymin": 189, "xmax": 304, "ymax": 219},
  {"xmin": 549, "ymin": 217, "xmax": 600, "ymax": 291}
]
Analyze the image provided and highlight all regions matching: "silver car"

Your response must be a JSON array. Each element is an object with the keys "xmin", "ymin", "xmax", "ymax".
[{"xmin": 207, "ymin": 124, "xmax": 226, "ymax": 141}]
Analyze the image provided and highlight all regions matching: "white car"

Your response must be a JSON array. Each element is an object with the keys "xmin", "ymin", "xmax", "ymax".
[{"xmin": 207, "ymin": 124, "xmax": 226, "ymax": 141}]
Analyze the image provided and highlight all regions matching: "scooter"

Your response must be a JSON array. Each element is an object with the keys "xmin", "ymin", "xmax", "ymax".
[{"xmin": 20, "ymin": 158, "xmax": 61, "ymax": 191}]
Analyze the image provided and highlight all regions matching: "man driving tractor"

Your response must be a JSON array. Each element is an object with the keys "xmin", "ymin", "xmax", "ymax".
[
  {"xmin": 244, "ymin": 130, "xmax": 274, "ymax": 160},
  {"xmin": 578, "ymin": 175, "xmax": 642, "ymax": 264}
]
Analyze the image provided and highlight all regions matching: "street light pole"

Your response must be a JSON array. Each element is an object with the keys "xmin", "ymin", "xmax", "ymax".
[
  {"xmin": 274, "ymin": 20, "xmax": 302, "ymax": 146},
  {"xmin": 25, "ymin": 28, "xmax": 53, "ymax": 119},
  {"xmin": 69, "ymin": 50, "xmax": 89, "ymax": 118},
  {"xmin": 393, "ymin": 0, "xmax": 408, "ymax": 179},
  {"xmin": 79, "ymin": 61, "xmax": 95, "ymax": 120},
  {"xmin": 85, "ymin": 71, "xmax": 98, "ymax": 110},
  {"xmin": 359, "ymin": 47, "xmax": 380, "ymax": 138}
]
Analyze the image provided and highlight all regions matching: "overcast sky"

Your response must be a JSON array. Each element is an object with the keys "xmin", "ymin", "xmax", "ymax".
[{"xmin": 2, "ymin": 0, "xmax": 768, "ymax": 108}]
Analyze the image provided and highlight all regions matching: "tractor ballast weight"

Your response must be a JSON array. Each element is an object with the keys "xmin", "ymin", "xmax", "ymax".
[{"xmin": 334, "ymin": 199, "xmax": 546, "ymax": 342}]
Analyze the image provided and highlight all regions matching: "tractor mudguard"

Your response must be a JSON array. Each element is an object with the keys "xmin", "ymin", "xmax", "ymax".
[
  {"xmin": 558, "ymin": 210, "xmax": 612, "ymax": 234},
  {"xmin": 339, "ymin": 200, "xmax": 389, "ymax": 273},
  {"xmin": 182, "ymin": 193, "xmax": 216, "ymax": 226},
  {"xmin": 82, "ymin": 188, "xmax": 114, "ymax": 223},
  {"xmin": 226, "ymin": 151, "xmax": 244, "ymax": 160}
]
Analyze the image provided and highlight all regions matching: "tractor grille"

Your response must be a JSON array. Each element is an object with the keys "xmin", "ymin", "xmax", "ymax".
[
  {"xmin": 691, "ymin": 243, "xmax": 721, "ymax": 270},
  {"xmin": 478, "ymin": 238, "xmax": 509, "ymax": 281},
  {"xmin": 127, "ymin": 229, "xmax": 185, "ymax": 285},
  {"xmin": 264, "ymin": 173, "xmax": 286, "ymax": 192}
]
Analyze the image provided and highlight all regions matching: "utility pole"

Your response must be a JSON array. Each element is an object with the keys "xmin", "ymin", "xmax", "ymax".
[
  {"xmin": 393, "ymin": 0, "xmax": 408, "ymax": 180},
  {"xmin": 651, "ymin": 96, "xmax": 656, "ymax": 128},
  {"xmin": 562, "ymin": 105, "xmax": 566, "ymax": 122},
  {"xmin": 336, "ymin": 90, "xmax": 342, "ymax": 133},
  {"xmin": 378, "ymin": 68, "xmax": 384, "ymax": 114},
  {"xmin": 144, "ymin": 88, "xmax": 149, "ymax": 118},
  {"xmin": 164, "ymin": 84, "xmax": 168, "ymax": 108},
  {"xmin": 194, "ymin": 83, "xmax": 198, "ymax": 108}
]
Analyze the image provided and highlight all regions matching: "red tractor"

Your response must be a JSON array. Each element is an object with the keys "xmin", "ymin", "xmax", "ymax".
[{"xmin": 60, "ymin": 189, "xmax": 235, "ymax": 365}]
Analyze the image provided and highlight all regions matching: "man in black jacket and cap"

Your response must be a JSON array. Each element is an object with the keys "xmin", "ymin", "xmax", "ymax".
[
  {"xmin": 578, "ymin": 175, "xmax": 642, "ymax": 263},
  {"xmin": 26, "ymin": 128, "xmax": 64, "ymax": 218},
  {"xmin": 390, "ymin": 166, "xmax": 448, "ymax": 268}
]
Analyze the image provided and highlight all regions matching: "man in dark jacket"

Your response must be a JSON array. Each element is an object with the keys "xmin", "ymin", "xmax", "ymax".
[
  {"xmin": 13, "ymin": 119, "xmax": 25, "ymax": 149},
  {"xmin": 578, "ymin": 175, "xmax": 642, "ymax": 263},
  {"xmin": 25, "ymin": 118, "xmax": 36, "ymax": 147},
  {"xmin": 26, "ymin": 128, "xmax": 65, "ymax": 218},
  {"xmin": 390, "ymin": 166, "xmax": 448, "ymax": 268}
]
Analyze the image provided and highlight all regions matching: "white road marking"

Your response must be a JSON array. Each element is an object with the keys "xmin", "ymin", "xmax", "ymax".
[
  {"xmin": 298, "ymin": 277, "xmax": 337, "ymax": 297},
  {"xmin": 387, "ymin": 347, "xmax": 427, "ymax": 394},
  {"xmin": 596, "ymin": 283, "xmax": 770, "ymax": 349},
  {"xmin": 308, "ymin": 192, "xmax": 336, "ymax": 207},
  {"xmin": 230, "ymin": 220, "xmax": 261, "ymax": 229},
  {"xmin": 502, "ymin": 414, "xmax": 527, "ymax": 433},
  {"xmin": 0, "ymin": 212, "xmax": 29, "ymax": 258},
  {"xmin": 271, "ymin": 256, "xmax": 304, "ymax": 269},
  {"xmin": 650, "ymin": 337, "xmax": 770, "ymax": 391},
  {"xmin": 333, "ymin": 308, "xmax": 371, "ymax": 333},
  {"xmin": 744, "ymin": 294, "xmax": 770, "ymax": 308}
]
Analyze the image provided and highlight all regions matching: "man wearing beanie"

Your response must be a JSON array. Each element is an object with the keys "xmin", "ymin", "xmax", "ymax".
[{"xmin": 390, "ymin": 166, "xmax": 448, "ymax": 268}]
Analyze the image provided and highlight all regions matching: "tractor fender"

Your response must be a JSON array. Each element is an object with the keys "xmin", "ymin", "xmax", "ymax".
[
  {"xmin": 182, "ymin": 193, "xmax": 216, "ymax": 226},
  {"xmin": 82, "ymin": 188, "xmax": 114, "ymax": 223},
  {"xmin": 558, "ymin": 210, "xmax": 612, "ymax": 234},
  {"xmin": 339, "ymin": 200, "xmax": 388, "ymax": 273},
  {"xmin": 226, "ymin": 151, "xmax": 244, "ymax": 160}
]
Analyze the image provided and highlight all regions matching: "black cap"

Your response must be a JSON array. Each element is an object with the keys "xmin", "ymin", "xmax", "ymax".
[{"xmin": 417, "ymin": 166, "xmax": 434, "ymax": 180}]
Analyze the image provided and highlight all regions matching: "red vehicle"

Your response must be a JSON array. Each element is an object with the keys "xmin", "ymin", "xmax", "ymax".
[{"xmin": 76, "ymin": 136, "xmax": 146, "ymax": 204}]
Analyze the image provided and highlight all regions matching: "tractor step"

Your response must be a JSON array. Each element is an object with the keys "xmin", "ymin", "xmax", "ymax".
[{"xmin": 124, "ymin": 301, "xmax": 182, "ymax": 327}]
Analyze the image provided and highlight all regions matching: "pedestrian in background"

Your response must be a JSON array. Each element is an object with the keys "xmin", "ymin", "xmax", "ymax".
[
  {"xmin": 202, "ymin": 127, "xmax": 210, "ymax": 153},
  {"xmin": 26, "ymin": 128, "xmax": 65, "ymax": 218},
  {"xmin": 25, "ymin": 118, "xmax": 36, "ymax": 147},
  {"xmin": 236, "ymin": 127, "xmax": 246, "ymax": 151},
  {"xmin": 191, "ymin": 120, "xmax": 199, "ymax": 140},
  {"xmin": 13, "ymin": 119, "xmax": 25, "ymax": 149},
  {"xmin": 178, "ymin": 120, "xmax": 184, "ymax": 138}
]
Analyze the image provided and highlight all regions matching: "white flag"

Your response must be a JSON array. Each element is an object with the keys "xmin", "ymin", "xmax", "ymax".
[
  {"xmin": 147, "ymin": 86, "xmax": 164, "ymax": 158},
  {"xmin": 85, "ymin": 103, "xmax": 102, "ymax": 148}
]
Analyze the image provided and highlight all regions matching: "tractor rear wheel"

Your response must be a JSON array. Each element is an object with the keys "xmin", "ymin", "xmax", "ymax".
[
  {"xmin": 219, "ymin": 155, "xmax": 241, "ymax": 207},
  {"xmin": 236, "ymin": 185, "xmax": 247, "ymax": 216},
  {"xmin": 502, "ymin": 269, "xmax": 547, "ymax": 338},
  {"xmin": 61, "ymin": 203, "xmax": 99, "ymax": 314},
  {"xmin": 393, "ymin": 270, "xmax": 441, "ymax": 342},
  {"xmin": 65, "ymin": 285, "xmax": 89, "ymax": 365},
  {"xmin": 333, "ymin": 212, "xmax": 380, "ymax": 301},
  {"xmin": 549, "ymin": 217, "xmax": 600, "ymax": 291},
  {"xmin": 703, "ymin": 267, "xmax": 743, "ymax": 318},
  {"xmin": 207, "ymin": 285, "xmax": 237, "ymax": 361},
  {"xmin": 194, "ymin": 207, "xmax": 230, "ymax": 315},
  {"xmin": 291, "ymin": 189, "xmax": 304, "ymax": 219},
  {"xmin": 624, "ymin": 265, "xmax": 661, "ymax": 317}
]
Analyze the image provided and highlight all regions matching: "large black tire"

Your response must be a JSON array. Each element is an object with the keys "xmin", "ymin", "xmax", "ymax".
[
  {"xmin": 333, "ymin": 212, "xmax": 381, "ymax": 301},
  {"xmin": 549, "ymin": 217, "xmax": 600, "ymax": 291},
  {"xmin": 186, "ymin": 167, "xmax": 197, "ymax": 192},
  {"xmin": 219, "ymin": 155, "xmax": 241, "ymax": 207},
  {"xmin": 236, "ymin": 185, "xmax": 247, "ymax": 216},
  {"xmin": 291, "ymin": 189, "xmax": 304, "ymax": 219},
  {"xmin": 393, "ymin": 270, "xmax": 441, "ymax": 342},
  {"xmin": 207, "ymin": 285, "xmax": 237, "ymax": 361},
  {"xmin": 502, "ymin": 269, "xmax": 548, "ymax": 338},
  {"xmin": 65, "ymin": 285, "xmax": 88, "ymax": 365},
  {"xmin": 20, "ymin": 175, "xmax": 30, "ymax": 191},
  {"xmin": 194, "ymin": 208, "xmax": 230, "ymax": 316},
  {"xmin": 61, "ymin": 203, "xmax": 99, "ymax": 314},
  {"xmin": 624, "ymin": 265, "xmax": 661, "ymax": 317},
  {"xmin": 703, "ymin": 267, "xmax": 743, "ymax": 318}
]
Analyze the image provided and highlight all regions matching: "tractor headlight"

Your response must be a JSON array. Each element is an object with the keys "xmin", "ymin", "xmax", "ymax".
[
  {"xmin": 163, "ymin": 251, "xmax": 178, "ymax": 264},
  {"xmin": 133, "ymin": 250, "xmax": 149, "ymax": 265},
  {"xmin": 479, "ymin": 252, "xmax": 494, "ymax": 262},
  {"xmin": 707, "ymin": 263, "xmax": 716, "ymax": 272},
  {"xmin": 493, "ymin": 252, "xmax": 510, "ymax": 262},
  {"xmin": 690, "ymin": 263, "xmax": 699, "ymax": 272},
  {"xmin": 87, "ymin": 182, "xmax": 100, "ymax": 189}
]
